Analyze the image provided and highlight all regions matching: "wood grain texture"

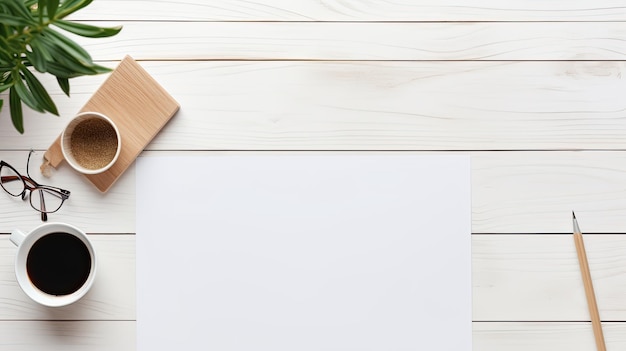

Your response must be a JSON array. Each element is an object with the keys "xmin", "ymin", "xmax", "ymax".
[
  {"xmin": 473, "ymin": 152, "xmax": 626, "ymax": 233},
  {"xmin": 5, "ymin": 320, "xmax": 626, "ymax": 351},
  {"xmin": 67, "ymin": 0, "xmax": 626, "ymax": 21},
  {"xmin": 2, "ymin": 61, "xmax": 626, "ymax": 151},
  {"xmin": 474, "ymin": 322, "xmax": 626, "ymax": 351},
  {"xmin": 0, "ymin": 235, "xmax": 134, "ymax": 320},
  {"xmin": 0, "ymin": 321, "xmax": 135, "ymax": 351},
  {"xmin": 473, "ymin": 234, "xmax": 626, "ymax": 321},
  {"xmin": 67, "ymin": 21, "xmax": 626, "ymax": 61},
  {"xmin": 0, "ymin": 0, "xmax": 624, "ymax": 348}
]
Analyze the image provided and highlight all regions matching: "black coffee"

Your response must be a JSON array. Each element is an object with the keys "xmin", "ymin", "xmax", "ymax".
[{"xmin": 26, "ymin": 232, "xmax": 92, "ymax": 296}]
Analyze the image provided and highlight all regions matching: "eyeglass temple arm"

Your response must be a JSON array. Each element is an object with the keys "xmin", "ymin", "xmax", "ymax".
[
  {"xmin": 1, "ymin": 175, "xmax": 21, "ymax": 182},
  {"xmin": 1, "ymin": 175, "xmax": 30, "ymax": 200},
  {"xmin": 18, "ymin": 176, "xmax": 50, "ymax": 222},
  {"xmin": 37, "ymin": 189, "xmax": 48, "ymax": 222},
  {"xmin": 2, "ymin": 174, "xmax": 36, "ymax": 184}
]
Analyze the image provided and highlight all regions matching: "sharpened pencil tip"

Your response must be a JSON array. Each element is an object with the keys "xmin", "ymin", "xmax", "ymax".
[{"xmin": 573, "ymin": 212, "xmax": 581, "ymax": 234}]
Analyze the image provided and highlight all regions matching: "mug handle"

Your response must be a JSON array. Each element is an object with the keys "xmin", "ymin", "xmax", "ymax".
[{"xmin": 10, "ymin": 229, "xmax": 25, "ymax": 247}]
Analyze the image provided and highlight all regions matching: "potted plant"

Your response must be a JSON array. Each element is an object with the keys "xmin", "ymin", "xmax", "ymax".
[{"xmin": 0, "ymin": 0, "xmax": 121, "ymax": 134}]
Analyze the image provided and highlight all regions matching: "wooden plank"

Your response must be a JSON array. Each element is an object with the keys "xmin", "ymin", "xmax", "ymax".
[
  {"xmin": 474, "ymin": 322, "xmax": 626, "ymax": 351},
  {"xmin": 0, "ymin": 321, "xmax": 135, "ymax": 351},
  {"xmin": 472, "ymin": 152, "xmax": 626, "ymax": 233},
  {"xmin": 473, "ymin": 234, "xmax": 626, "ymax": 321},
  {"xmin": 67, "ymin": 0, "xmax": 626, "ymax": 21},
  {"xmin": 0, "ymin": 235, "xmax": 134, "ymax": 320},
  {"xmin": 2, "ymin": 61, "xmax": 626, "ymax": 151},
  {"xmin": 68, "ymin": 21, "xmax": 626, "ymax": 61},
  {"xmin": 3, "ymin": 322, "xmax": 626, "ymax": 351},
  {"xmin": 2, "ymin": 321, "xmax": 626, "ymax": 350}
]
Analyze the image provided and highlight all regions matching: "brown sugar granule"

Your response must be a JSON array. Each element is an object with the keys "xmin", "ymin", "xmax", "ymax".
[{"xmin": 70, "ymin": 118, "xmax": 118, "ymax": 170}]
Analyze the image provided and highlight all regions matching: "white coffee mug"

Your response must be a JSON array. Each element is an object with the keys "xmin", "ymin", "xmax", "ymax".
[
  {"xmin": 61, "ymin": 111, "xmax": 122, "ymax": 175},
  {"xmin": 10, "ymin": 223, "xmax": 97, "ymax": 307}
]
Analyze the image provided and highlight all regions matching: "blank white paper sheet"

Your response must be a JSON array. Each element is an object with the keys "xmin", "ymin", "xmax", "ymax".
[{"xmin": 136, "ymin": 154, "xmax": 471, "ymax": 350}]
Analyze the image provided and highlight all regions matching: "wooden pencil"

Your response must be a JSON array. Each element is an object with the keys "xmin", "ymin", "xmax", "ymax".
[{"xmin": 572, "ymin": 212, "xmax": 607, "ymax": 351}]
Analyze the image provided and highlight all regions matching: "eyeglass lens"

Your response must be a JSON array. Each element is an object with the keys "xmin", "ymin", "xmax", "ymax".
[
  {"xmin": 30, "ymin": 187, "xmax": 65, "ymax": 213},
  {"xmin": 0, "ymin": 163, "xmax": 25, "ymax": 196}
]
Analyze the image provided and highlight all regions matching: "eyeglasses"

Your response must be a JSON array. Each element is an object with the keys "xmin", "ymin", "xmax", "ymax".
[{"xmin": 0, "ymin": 151, "xmax": 70, "ymax": 221}]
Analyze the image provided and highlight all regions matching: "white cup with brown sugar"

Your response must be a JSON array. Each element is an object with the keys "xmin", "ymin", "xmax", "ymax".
[{"xmin": 61, "ymin": 112, "xmax": 121, "ymax": 175}]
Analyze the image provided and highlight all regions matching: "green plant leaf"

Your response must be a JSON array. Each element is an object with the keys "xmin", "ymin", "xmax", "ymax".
[
  {"xmin": 54, "ymin": 20, "xmax": 122, "ymax": 38},
  {"xmin": 25, "ymin": 48, "xmax": 47, "ymax": 72},
  {"xmin": 9, "ymin": 87, "xmax": 24, "ymax": 134},
  {"xmin": 19, "ymin": 65, "xmax": 58, "ymax": 115},
  {"xmin": 56, "ymin": 76, "xmax": 69, "ymax": 96},
  {"xmin": 0, "ymin": 44, "xmax": 12, "ymax": 62},
  {"xmin": 41, "ymin": 27, "xmax": 92, "ymax": 63},
  {"xmin": 44, "ymin": 46, "xmax": 99, "ymax": 75},
  {"xmin": 0, "ymin": 13, "xmax": 32, "ymax": 26},
  {"xmin": 12, "ymin": 70, "xmax": 44, "ymax": 113},
  {"xmin": 29, "ymin": 36, "xmax": 53, "ymax": 61},
  {"xmin": 45, "ymin": 61, "xmax": 81, "ymax": 78},
  {"xmin": 55, "ymin": 0, "xmax": 92, "ymax": 19},
  {"xmin": 90, "ymin": 63, "xmax": 112, "ymax": 74},
  {"xmin": 0, "ymin": 0, "xmax": 120, "ymax": 134},
  {"xmin": 37, "ymin": 35, "xmax": 112, "ymax": 77},
  {"xmin": 6, "ymin": 40, "xmax": 23, "ymax": 53},
  {"xmin": 47, "ymin": 0, "xmax": 59, "ymax": 19},
  {"xmin": 37, "ymin": 32, "xmax": 100, "ymax": 75},
  {"xmin": 0, "ymin": 81, "xmax": 12, "ymax": 93},
  {"xmin": 38, "ymin": 0, "xmax": 45, "ymax": 22},
  {"xmin": 0, "ymin": 0, "xmax": 36, "ymax": 22}
]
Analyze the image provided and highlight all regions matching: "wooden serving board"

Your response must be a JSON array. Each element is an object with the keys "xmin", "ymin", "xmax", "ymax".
[{"xmin": 44, "ymin": 56, "xmax": 180, "ymax": 193}]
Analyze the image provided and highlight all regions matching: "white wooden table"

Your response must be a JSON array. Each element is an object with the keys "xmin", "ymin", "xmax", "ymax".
[{"xmin": 1, "ymin": 1, "xmax": 626, "ymax": 350}]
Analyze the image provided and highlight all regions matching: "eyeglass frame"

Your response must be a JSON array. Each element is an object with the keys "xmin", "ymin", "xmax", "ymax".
[{"xmin": 0, "ymin": 151, "xmax": 71, "ymax": 221}]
